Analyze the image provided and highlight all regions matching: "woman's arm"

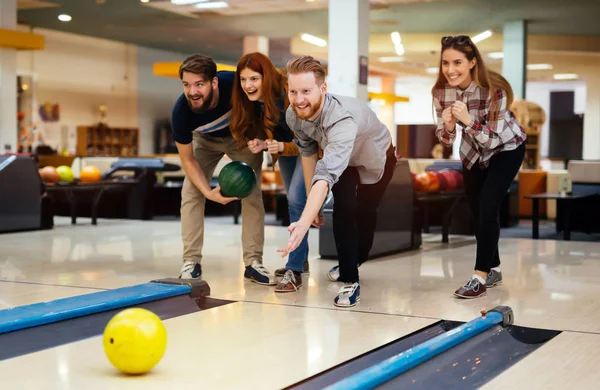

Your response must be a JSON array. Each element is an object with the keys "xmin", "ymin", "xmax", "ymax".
[
  {"xmin": 458, "ymin": 88, "xmax": 508, "ymax": 150},
  {"xmin": 434, "ymin": 94, "xmax": 457, "ymax": 147}
]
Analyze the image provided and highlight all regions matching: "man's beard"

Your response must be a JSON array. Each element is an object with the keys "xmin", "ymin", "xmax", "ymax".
[
  {"xmin": 186, "ymin": 88, "xmax": 214, "ymax": 114},
  {"xmin": 292, "ymin": 95, "xmax": 322, "ymax": 120}
]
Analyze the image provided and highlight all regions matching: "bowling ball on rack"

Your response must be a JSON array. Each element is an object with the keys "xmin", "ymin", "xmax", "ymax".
[
  {"xmin": 38, "ymin": 166, "xmax": 60, "ymax": 183},
  {"xmin": 56, "ymin": 165, "xmax": 74, "ymax": 183},
  {"xmin": 80, "ymin": 165, "xmax": 102, "ymax": 182}
]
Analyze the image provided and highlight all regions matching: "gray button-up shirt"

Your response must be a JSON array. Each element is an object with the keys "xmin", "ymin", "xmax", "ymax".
[{"xmin": 285, "ymin": 93, "xmax": 392, "ymax": 189}]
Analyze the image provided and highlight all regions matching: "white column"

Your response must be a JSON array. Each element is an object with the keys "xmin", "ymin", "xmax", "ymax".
[
  {"xmin": 502, "ymin": 20, "xmax": 527, "ymax": 100},
  {"xmin": 0, "ymin": 0, "xmax": 17, "ymax": 153},
  {"xmin": 243, "ymin": 36, "xmax": 269, "ymax": 55},
  {"xmin": 327, "ymin": 0, "xmax": 369, "ymax": 101},
  {"xmin": 583, "ymin": 69, "xmax": 600, "ymax": 159}
]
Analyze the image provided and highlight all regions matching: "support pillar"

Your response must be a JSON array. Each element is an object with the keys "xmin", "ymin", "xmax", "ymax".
[
  {"xmin": 0, "ymin": 0, "xmax": 17, "ymax": 153},
  {"xmin": 583, "ymin": 69, "xmax": 600, "ymax": 159},
  {"xmin": 243, "ymin": 36, "xmax": 269, "ymax": 55},
  {"xmin": 502, "ymin": 20, "xmax": 527, "ymax": 100},
  {"xmin": 327, "ymin": 0, "xmax": 369, "ymax": 100}
]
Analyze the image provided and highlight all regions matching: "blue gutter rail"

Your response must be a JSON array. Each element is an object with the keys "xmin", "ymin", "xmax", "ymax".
[
  {"xmin": 0, "ymin": 282, "xmax": 191, "ymax": 335},
  {"xmin": 325, "ymin": 311, "xmax": 505, "ymax": 390}
]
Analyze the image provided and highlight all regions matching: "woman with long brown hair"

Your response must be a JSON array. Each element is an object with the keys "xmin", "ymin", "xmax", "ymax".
[
  {"xmin": 230, "ymin": 52, "xmax": 309, "ymax": 293},
  {"xmin": 431, "ymin": 35, "xmax": 527, "ymax": 299}
]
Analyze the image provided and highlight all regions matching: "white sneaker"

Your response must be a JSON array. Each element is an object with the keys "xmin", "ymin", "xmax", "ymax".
[
  {"xmin": 244, "ymin": 261, "xmax": 276, "ymax": 285},
  {"xmin": 179, "ymin": 261, "xmax": 202, "ymax": 279},
  {"xmin": 334, "ymin": 283, "xmax": 360, "ymax": 307}
]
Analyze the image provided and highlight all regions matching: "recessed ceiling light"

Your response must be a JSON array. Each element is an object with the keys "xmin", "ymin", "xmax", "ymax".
[
  {"xmin": 171, "ymin": 0, "xmax": 209, "ymax": 4},
  {"xmin": 378, "ymin": 57, "xmax": 405, "ymax": 62},
  {"xmin": 471, "ymin": 30, "xmax": 492, "ymax": 43},
  {"xmin": 553, "ymin": 73, "xmax": 579, "ymax": 80},
  {"xmin": 58, "ymin": 14, "xmax": 72, "ymax": 22},
  {"xmin": 194, "ymin": 1, "xmax": 229, "ymax": 8},
  {"xmin": 527, "ymin": 64, "xmax": 553, "ymax": 70},
  {"xmin": 301, "ymin": 33, "xmax": 327, "ymax": 47},
  {"xmin": 141, "ymin": 0, "xmax": 149, "ymax": 3}
]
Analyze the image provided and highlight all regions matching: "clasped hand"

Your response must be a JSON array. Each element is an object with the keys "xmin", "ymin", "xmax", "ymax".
[{"xmin": 442, "ymin": 100, "xmax": 472, "ymax": 130}]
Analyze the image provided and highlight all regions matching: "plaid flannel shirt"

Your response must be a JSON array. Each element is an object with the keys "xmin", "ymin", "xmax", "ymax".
[{"xmin": 433, "ymin": 81, "xmax": 526, "ymax": 170}]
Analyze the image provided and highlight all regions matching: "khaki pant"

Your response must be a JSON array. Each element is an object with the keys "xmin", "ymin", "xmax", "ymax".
[{"xmin": 180, "ymin": 134, "xmax": 264, "ymax": 267}]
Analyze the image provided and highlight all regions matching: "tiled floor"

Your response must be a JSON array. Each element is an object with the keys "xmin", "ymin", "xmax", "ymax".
[{"xmin": 1, "ymin": 216, "xmax": 599, "ymax": 388}]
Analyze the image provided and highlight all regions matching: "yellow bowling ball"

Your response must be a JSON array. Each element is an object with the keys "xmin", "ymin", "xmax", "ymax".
[{"xmin": 103, "ymin": 308, "xmax": 167, "ymax": 375}]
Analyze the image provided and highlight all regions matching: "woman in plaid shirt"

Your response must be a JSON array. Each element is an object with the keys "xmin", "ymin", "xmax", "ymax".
[{"xmin": 431, "ymin": 35, "xmax": 527, "ymax": 299}]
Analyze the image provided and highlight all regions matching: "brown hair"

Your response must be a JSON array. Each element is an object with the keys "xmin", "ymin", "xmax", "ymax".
[
  {"xmin": 431, "ymin": 36, "xmax": 514, "ymax": 124},
  {"xmin": 285, "ymin": 56, "xmax": 327, "ymax": 85},
  {"xmin": 230, "ymin": 52, "xmax": 288, "ymax": 150},
  {"xmin": 178, "ymin": 54, "xmax": 217, "ymax": 81}
]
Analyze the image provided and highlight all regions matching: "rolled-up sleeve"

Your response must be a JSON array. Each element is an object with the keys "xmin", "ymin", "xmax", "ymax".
[{"xmin": 312, "ymin": 117, "xmax": 357, "ymax": 189}]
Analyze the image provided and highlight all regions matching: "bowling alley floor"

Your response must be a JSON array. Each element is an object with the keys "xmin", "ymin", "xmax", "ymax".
[{"xmin": 1, "ymin": 215, "xmax": 600, "ymax": 389}]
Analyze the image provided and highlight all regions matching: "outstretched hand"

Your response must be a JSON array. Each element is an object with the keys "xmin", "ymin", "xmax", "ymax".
[{"xmin": 277, "ymin": 220, "xmax": 310, "ymax": 258}]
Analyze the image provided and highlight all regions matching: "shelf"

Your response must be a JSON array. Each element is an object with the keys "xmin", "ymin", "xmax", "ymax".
[{"xmin": 77, "ymin": 125, "xmax": 138, "ymax": 157}]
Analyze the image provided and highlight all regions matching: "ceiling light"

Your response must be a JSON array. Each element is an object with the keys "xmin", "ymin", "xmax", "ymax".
[
  {"xmin": 395, "ymin": 45, "xmax": 404, "ymax": 56},
  {"xmin": 426, "ymin": 67, "xmax": 439, "ymax": 74},
  {"xmin": 301, "ymin": 33, "xmax": 327, "ymax": 47},
  {"xmin": 194, "ymin": 1, "xmax": 229, "ymax": 8},
  {"xmin": 141, "ymin": 0, "xmax": 149, "ymax": 3},
  {"xmin": 527, "ymin": 64, "xmax": 553, "ymax": 70},
  {"xmin": 58, "ymin": 14, "xmax": 72, "ymax": 22},
  {"xmin": 391, "ymin": 32, "xmax": 401, "ymax": 46},
  {"xmin": 471, "ymin": 30, "xmax": 492, "ymax": 43},
  {"xmin": 487, "ymin": 52, "xmax": 504, "ymax": 59},
  {"xmin": 553, "ymin": 73, "xmax": 579, "ymax": 80},
  {"xmin": 378, "ymin": 57, "xmax": 405, "ymax": 62},
  {"xmin": 171, "ymin": 0, "xmax": 209, "ymax": 4}
]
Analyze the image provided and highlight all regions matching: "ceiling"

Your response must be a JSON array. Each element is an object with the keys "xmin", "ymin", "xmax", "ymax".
[{"xmin": 15, "ymin": 0, "xmax": 600, "ymax": 81}]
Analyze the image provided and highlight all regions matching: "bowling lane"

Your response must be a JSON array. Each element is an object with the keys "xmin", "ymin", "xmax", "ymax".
[
  {"xmin": 480, "ymin": 331, "xmax": 600, "ymax": 389},
  {"xmin": 0, "ymin": 280, "xmax": 104, "ymax": 308},
  {"xmin": 0, "ymin": 301, "xmax": 436, "ymax": 390}
]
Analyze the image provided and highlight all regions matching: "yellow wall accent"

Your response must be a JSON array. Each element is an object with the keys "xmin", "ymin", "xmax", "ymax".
[
  {"xmin": 154, "ymin": 61, "xmax": 409, "ymax": 103},
  {"xmin": 153, "ymin": 62, "xmax": 236, "ymax": 78},
  {"xmin": 0, "ymin": 28, "xmax": 44, "ymax": 50},
  {"xmin": 368, "ymin": 91, "xmax": 409, "ymax": 103}
]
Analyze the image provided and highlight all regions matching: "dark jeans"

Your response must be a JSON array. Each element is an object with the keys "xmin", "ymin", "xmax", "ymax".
[
  {"xmin": 462, "ymin": 143, "xmax": 525, "ymax": 273},
  {"xmin": 331, "ymin": 145, "xmax": 397, "ymax": 283}
]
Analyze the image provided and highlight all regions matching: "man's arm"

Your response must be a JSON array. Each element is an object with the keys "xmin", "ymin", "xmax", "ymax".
[
  {"xmin": 301, "ymin": 154, "xmax": 318, "ymax": 197},
  {"xmin": 176, "ymin": 142, "xmax": 236, "ymax": 205}
]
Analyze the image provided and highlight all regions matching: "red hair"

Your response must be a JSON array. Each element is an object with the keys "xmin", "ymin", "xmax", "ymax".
[{"xmin": 230, "ymin": 52, "xmax": 288, "ymax": 150}]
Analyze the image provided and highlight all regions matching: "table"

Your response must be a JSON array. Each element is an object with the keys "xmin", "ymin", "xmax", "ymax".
[
  {"xmin": 45, "ymin": 180, "xmax": 139, "ymax": 225},
  {"xmin": 416, "ymin": 190, "xmax": 465, "ymax": 243},
  {"xmin": 525, "ymin": 192, "xmax": 599, "ymax": 240}
]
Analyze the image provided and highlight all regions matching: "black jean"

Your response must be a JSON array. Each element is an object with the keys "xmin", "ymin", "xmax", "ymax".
[
  {"xmin": 331, "ymin": 145, "xmax": 397, "ymax": 283},
  {"xmin": 462, "ymin": 143, "xmax": 525, "ymax": 273}
]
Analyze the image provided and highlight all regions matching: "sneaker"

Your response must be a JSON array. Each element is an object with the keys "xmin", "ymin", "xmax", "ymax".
[
  {"xmin": 485, "ymin": 270, "xmax": 503, "ymax": 288},
  {"xmin": 244, "ymin": 261, "xmax": 276, "ymax": 286},
  {"xmin": 328, "ymin": 264, "xmax": 362, "ymax": 282},
  {"xmin": 327, "ymin": 265, "xmax": 340, "ymax": 281},
  {"xmin": 454, "ymin": 278, "xmax": 487, "ymax": 299},
  {"xmin": 274, "ymin": 270, "xmax": 302, "ymax": 293},
  {"xmin": 274, "ymin": 261, "xmax": 310, "ymax": 278},
  {"xmin": 179, "ymin": 261, "xmax": 202, "ymax": 279},
  {"xmin": 334, "ymin": 282, "xmax": 360, "ymax": 307}
]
